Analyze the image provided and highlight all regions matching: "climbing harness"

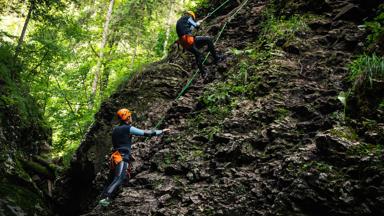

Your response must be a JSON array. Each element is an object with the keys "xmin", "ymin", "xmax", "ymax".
[
  {"xmin": 179, "ymin": 35, "xmax": 196, "ymax": 49},
  {"xmin": 109, "ymin": 151, "xmax": 133, "ymax": 178},
  {"xmin": 109, "ymin": 151, "xmax": 123, "ymax": 170},
  {"xmin": 152, "ymin": 0, "xmax": 250, "ymax": 130}
]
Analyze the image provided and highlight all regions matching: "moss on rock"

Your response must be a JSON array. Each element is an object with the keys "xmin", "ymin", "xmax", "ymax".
[{"xmin": 0, "ymin": 180, "xmax": 50, "ymax": 216}]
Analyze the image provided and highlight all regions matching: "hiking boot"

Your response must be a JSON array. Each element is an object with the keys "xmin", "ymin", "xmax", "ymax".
[
  {"xmin": 99, "ymin": 197, "xmax": 111, "ymax": 207},
  {"xmin": 201, "ymin": 71, "xmax": 208, "ymax": 80},
  {"xmin": 213, "ymin": 54, "xmax": 224, "ymax": 64}
]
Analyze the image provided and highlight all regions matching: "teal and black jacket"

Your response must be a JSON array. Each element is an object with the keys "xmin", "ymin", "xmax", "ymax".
[{"xmin": 112, "ymin": 123, "xmax": 163, "ymax": 157}]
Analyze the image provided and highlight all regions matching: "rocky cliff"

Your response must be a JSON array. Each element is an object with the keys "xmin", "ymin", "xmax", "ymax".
[{"xmin": 55, "ymin": 0, "xmax": 384, "ymax": 215}]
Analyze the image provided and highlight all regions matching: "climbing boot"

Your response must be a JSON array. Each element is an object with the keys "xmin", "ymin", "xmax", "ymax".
[
  {"xmin": 201, "ymin": 70, "xmax": 208, "ymax": 80},
  {"xmin": 99, "ymin": 197, "xmax": 111, "ymax": 207},
  {"xmin": 213, "ymin": 54, "xmax": 224, "ymax": 64}
]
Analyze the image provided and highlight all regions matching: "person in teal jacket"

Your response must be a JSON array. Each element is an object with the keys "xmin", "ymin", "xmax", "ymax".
[{"xmin": 99, "ymin": 108, "xmax": 170, "ymax": 206}]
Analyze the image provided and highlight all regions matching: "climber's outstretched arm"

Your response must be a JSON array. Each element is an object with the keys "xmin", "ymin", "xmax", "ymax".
[
  {"xmin": 188, "ymin": 17, "xmax": 199, "ymax": 29},
  {"xmin": 129, "ymin": 126, "xmax": 167, "ymax": 137}
]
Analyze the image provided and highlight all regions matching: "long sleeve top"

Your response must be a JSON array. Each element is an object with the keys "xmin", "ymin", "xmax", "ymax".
[
  {"xmin": 176, "ymin": 15, "xmax": 199, "ymax": 37},
  {"xmin": 112, "ymin": 124, "xmax": 162, "ymax": 154}
]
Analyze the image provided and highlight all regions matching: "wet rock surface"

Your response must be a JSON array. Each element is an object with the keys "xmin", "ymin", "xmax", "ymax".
[{"xmin": 55, "ymin": 0, "xmax": 384, "ymax": 215}]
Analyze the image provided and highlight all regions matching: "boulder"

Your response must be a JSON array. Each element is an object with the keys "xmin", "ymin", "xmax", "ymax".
[
  {"xmin": 334, "ymin": 4, "xmax": 364, "ymax": 22},
  {"xmin": 315, "ymin": 133, "xmax": 358, "ymax": 156}
]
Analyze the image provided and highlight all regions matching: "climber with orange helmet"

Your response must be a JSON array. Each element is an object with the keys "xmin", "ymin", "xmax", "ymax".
[
  {"xmin": 99, "ymin": 108, "xmax": 170, "ymax": 207},
  {"xmin": 176, "ymin": 11, "xmax": 221, "ymax": 78}
]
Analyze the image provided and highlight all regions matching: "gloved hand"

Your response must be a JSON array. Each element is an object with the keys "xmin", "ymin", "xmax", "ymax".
[
  {"xmin": 162, "ymin": 128, "xmax": 171, "ymax": 133},
  {"xmin": 196, "ymin": 20, "xmax": 203, "ymax": 26}
]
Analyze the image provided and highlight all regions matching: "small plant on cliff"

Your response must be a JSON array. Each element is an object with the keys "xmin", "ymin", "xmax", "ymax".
[
  {"xmin": 259, "ymin": 13, "xmax": 309, "ymax": 49},
  {"xmin": 348, "ymin": 54, "xmax": 384, "ymax": 89},
  {"xmin": 344, "ymin": 54, "xmax": 384, "ymax": 119},
  {"xmin": 347, "ymin": 143, "xmax": 383, "ymax": 158}
]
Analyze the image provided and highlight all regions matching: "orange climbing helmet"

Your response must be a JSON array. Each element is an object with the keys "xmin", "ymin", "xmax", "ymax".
[
  {"xmin": 186, "ymin": 11, "xmax": 196, "ymax": 20},
  {"xmin": 117, "ymin": 108, "xmax": 132, "ymax": 121}
]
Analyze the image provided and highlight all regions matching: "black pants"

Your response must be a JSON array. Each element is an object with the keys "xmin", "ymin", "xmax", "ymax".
[
  {"xmin": 187, "ymin": 36, "xmax": 218, "ymax": 74},
  {"xmin": 102, "ymin": 152, "xmax": 129, "ymax": 198}
]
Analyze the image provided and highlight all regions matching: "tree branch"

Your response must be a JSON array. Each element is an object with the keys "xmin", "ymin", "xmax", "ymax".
[
  {"xmin": 29, "ymin": 50, "xmax": 50, "ymax": 75},
  {"xmin": 88, "ymin": 42, "xmax": 99, "ymax": 57}
]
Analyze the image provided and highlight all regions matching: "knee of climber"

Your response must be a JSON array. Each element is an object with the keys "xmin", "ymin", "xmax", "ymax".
[{"xmin": 117, "ymin": 173, "xmax": 126, "ymax": 182}]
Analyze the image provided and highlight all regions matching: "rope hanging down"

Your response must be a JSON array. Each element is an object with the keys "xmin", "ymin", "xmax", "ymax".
[
  {"xmin": 200, "ymin": 0, "xmax": 231, "ymax": 22},
  {"xmin": 153, "ymin": 0, "xmax": 250, "ymax": 129}
]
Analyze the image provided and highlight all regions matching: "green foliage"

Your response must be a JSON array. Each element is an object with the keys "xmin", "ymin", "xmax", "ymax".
[
  {"xmin": 202, "ymin": 125, "xmax": 221, "ymax": 141},
  {"xmin": 186, "ymin": 0, "xmax": 210, "ymax": 12},
  {"xmin": 154, "ymin": 28, "xmax": 179, "ymax": 57},
  {"xmin": 263, "ymin": 15, "xmax": 308, "ymax": 39},
  {"xmin": 361, "ymin": 118, "xmax": 379, "ymax": 131},
  {"xmin": 201, "ymin": 59, "xmax": 260, "ymax": 111},
  {"xmin": 348, "ymin": 54, "xmax": 384, "ymax": 88},
  {"xmin": 344, "ymin": 53, "xmax": 384, "ymax": 120},
  {"xmin": 202, "ymin": 82, "xmax": 231, "ymax": 106},
  {"xmin": 329, "ymin": 127, "xmax": 358, "ymax": 142},
  {"xmin": 0, "ymin": 43, "xmax": 44, "ymax": 125},
  {"xmin": 337, "ymin": 91, "xmax": 348, "ymax": 107},
  {"xmin": 365, "ymin": 4, "xmax": 384, "ymax": 43},
  {"xmin": 300, "ymin": 160, "xmax": 347, "ymax": 181},
  {"xmin": 230, "ymin": 6, "xmax": 316, "ymax": 78},
  {"xmin": 301, "ymin": 161, "xmax": 334, "ymax": 173},
  {"xmin": 379, "ymin": 100, "xmax": 384, "ymax": 110},
  {"xmin": 201, "ymin": 82, "xmax": 236, "ymax": 117},
  {"xmin": 197, "ymin": 55, "xmax": 263, "ymax": 140},
  {"xmin": 276, "ymin": 107, "xmax": 290, "ymax": 120},
  {"xmin": 192, "ymin": 149, "xmax": 205, "ymax": 158},
  {"xmin": 258, "ymin": 10, "xmax": 310, "ymax": 49},
  {"xmin": 347, "ymin": 143, "xmax": 383, "ymax": 158},
  {"xmin": 229, "ymin": 48, "xmax": 254, "ymax": 56},
  {"xmin": 154, "ymin": 28, "xmax": 167, "ymax": 56}
]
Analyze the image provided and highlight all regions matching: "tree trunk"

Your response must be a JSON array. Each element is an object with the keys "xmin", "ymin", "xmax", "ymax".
[
  {"xmin": 15, "ymin": 0, "xmax": 34, "ymax": 58},
  {"xmin": 100, "ymin": 38, "xmax": 116, "ymax": 97},
  {"xmin": 43, "ymin": 75, "xmax": 50, "ymax": 114},
  {"xmin": 163, "ymin": 0, "xmax": 174, "ymax": 58},
  {"xmin": 130, "ymin": 36, "xmax": 139, "ymax": 72},
  {"xmin": 89, "ymin": 0, "xmax": 115, "ymax": 108},
  {"xmin": 100, "ymin": 64, "xmax": 111, "ymax": 97}
]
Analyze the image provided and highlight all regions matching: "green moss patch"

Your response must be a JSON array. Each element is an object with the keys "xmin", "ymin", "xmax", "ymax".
[{"xmin": 329, "ymin": 126, "xmax": 358, "ymax": 142}]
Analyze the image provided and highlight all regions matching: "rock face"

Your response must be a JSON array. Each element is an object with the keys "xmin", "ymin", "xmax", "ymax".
[
  {"xmin": 55, "ymin": 0, "xmax": 384, "ymax": 215},
  {"xmin": 0, "ymin": 81, "xmax": 54, "ymax": 214}
]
